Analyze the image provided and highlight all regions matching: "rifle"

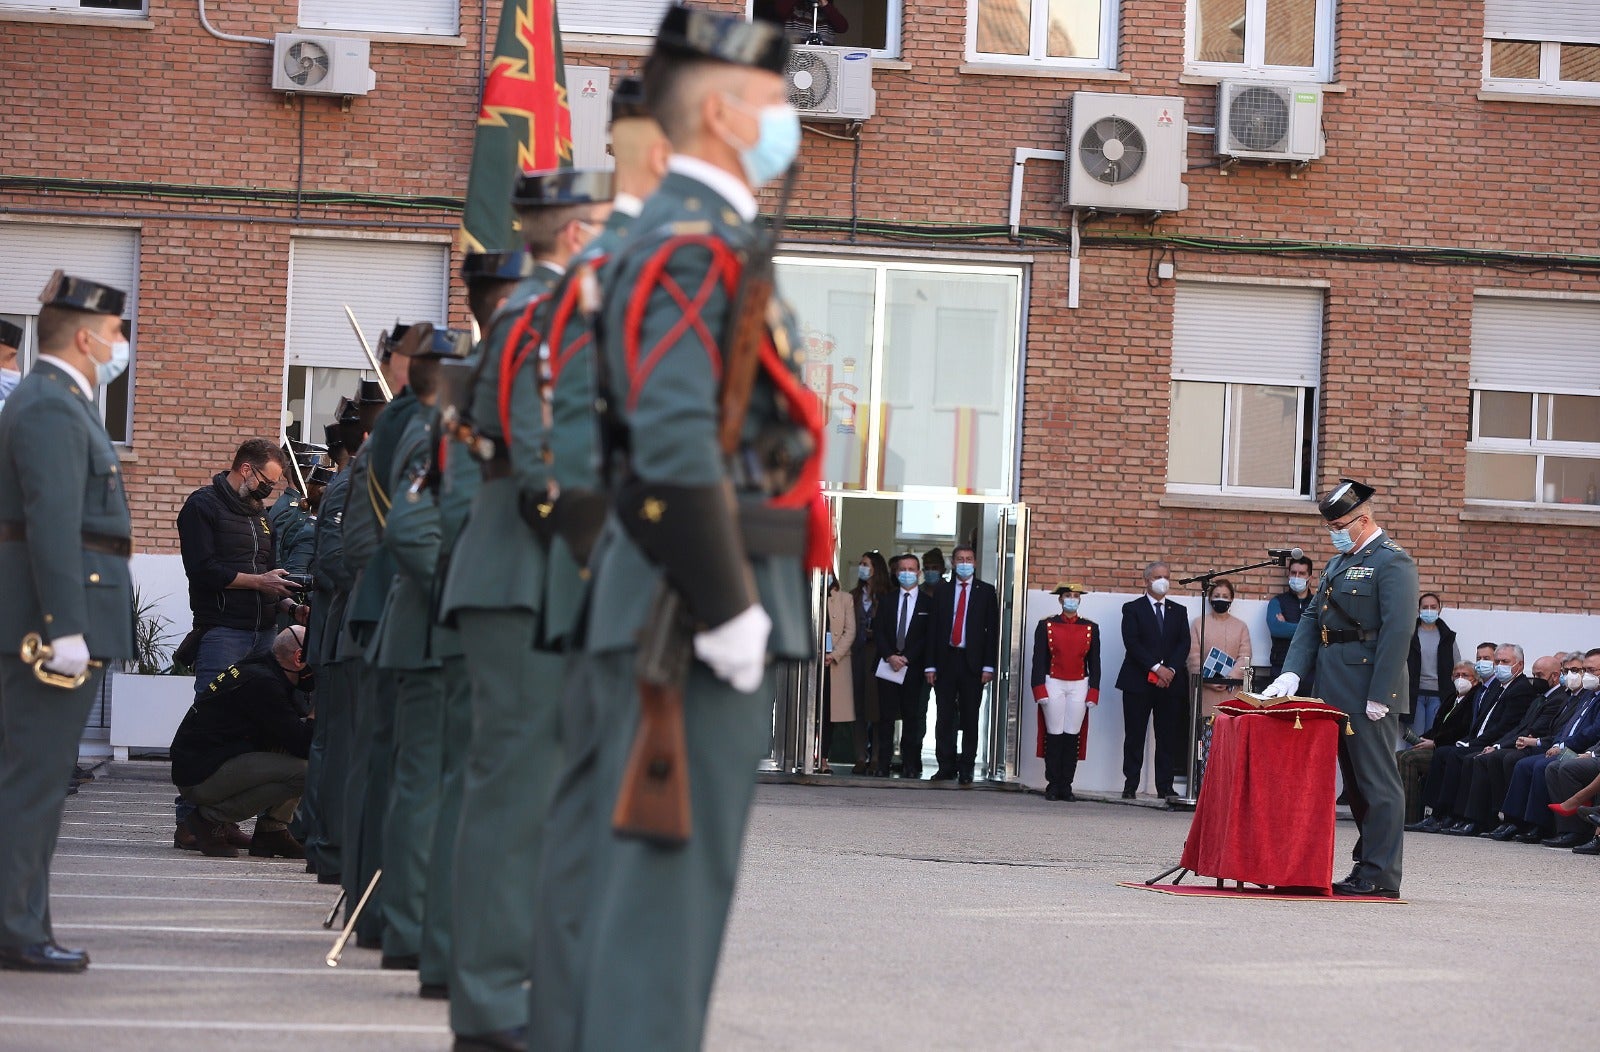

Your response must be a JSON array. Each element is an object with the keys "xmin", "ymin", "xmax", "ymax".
[{"xmin": 611, "ymin": 166, "xmax": 800, "ymax": 848}]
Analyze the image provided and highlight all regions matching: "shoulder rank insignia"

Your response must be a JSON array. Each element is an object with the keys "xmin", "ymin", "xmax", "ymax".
[
  {"xmin": 1382, "ymin": 540, "xmax": 1403, "ymax": 551},
  {"xmin": 1345, "ymin": 566, "xmax": 1375, "ymax": 580},
  {"xmin": 668, "ymin": 220, "xmax": 713, "ymax": 237}
]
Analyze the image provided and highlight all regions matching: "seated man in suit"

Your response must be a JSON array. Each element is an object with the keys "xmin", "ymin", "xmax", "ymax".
[
  {"xmin": 926, "ymin": 545, "xmax": 999, "ymax": 785},
  {"xmin": 1412, "ymin": 643, "xmax": 1534, "ymax": 832},
  {"xmin": 1115, "ymin": 560, "xmax": 1190, "ymax": 803},
  {"xmin": 1397, "ymin": 660, "xmax": 1478, "ymax": 825},
  {"xmin": 1488, "ymin": 651, "xmax": 1599, "ymax": 842},
  {"xmin": 1454, "ymin": 654, "xmax": 1564, "ymax": 837},
  {"xmin": 871, "ymin": 553, "xmax": 931, "ymax": 778}
]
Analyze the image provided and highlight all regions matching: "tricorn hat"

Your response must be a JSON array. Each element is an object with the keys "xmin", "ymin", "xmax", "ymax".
[
  {"xmin": 461, "ymin": 250, "xmax": 535, "ymax": 286},
  {"xmin": 611, "ymin": 75, "xmax": 649, "ymax": 122},
  {"xmin": 377, "ymin": 322, "xmax": 412, "ymax": 361},
  {"xmin": 308, "ymin": 462, "xmax": 336, "ymax": 487},
  {"xmin": 652, "ymin": 4, "xmax": 789, "ymax": 75},
  {"xmin": 511, "ymin": 167, "xmax": 614, "ymax": 208},
  {"xmin": 38, "ymin": 270, "xmax": 126, "ymax": 316},
  {"xmin": 392, "ymin": 322, "xmax": 474, "ymax": 360},
  {"xmin": 0, "ymin": 319, "xmax": 21, "ymax": 349},
  {"xmin": 355, "ymin": 379, "xmax": 387, "ymax": 406},
  {"xmin": 1052, "ymin": 582, "xmax": 1088, "ymax": 596},
  {"xmin": 1318, "ymin": 478, "xmax": 1376, "ymax": 522},
  {"xmin": 323, "ymin": 419, "xmax": 346, "ymax": 452}
]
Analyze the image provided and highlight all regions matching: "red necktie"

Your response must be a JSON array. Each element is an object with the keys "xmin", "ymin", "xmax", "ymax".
[{"xmin": 951, "ymin": 582, "xmax": 968, "ymax": 647}]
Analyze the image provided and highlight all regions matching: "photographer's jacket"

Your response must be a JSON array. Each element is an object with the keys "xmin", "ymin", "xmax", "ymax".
[
  {"xmin": 177, "ymin": 472, "xmax": 277, "ymax": 631},
  {"xmin": 169, "ymin": 651, "xmax": 313, "ymax": 788}
]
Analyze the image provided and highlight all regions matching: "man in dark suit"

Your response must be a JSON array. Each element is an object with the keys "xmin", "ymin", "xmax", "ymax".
[
  {"xmin": 1115, "ymin": 560, "xmax": 1190, "ymax": 802},
  {"xmin": 1413, "ymin": 643, "xmax": 1535, "ymax": 832},
  {"xmin": 926, "ymin": 545, "xmax": 999, "ymax": 785},
  {"xmin": 1456, "ymin": 654, "xmax": 1563, "ymax": 837},
  {"xmin": 872, "ymin": 553, "xmax": 932, "ymax": 778}
]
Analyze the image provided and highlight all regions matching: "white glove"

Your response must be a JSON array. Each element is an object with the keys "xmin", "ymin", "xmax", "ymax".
[
  {"xmin": 42, "ymin": 633, "xmax": 90, "ymax": 677},
  {"xmin": 1366, "ymin": 700, "xmax": 1389, "ymax": 722},
  {"xmin": 1258, "ymin": 672, "xmax": 1299, "ymax": 700},
  {"xmin": 693, "ymin": 604, "xmax": 772, "ymax": 694}
]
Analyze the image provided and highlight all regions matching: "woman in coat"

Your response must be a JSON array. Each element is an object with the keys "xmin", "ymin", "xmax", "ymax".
[
  {"xmin": 850, "ymin": 550, "xmax": 892, "ymax": 774},
  {"xmin": 821, "ymin": 575, "xmax": 857, "ymax": 773}
]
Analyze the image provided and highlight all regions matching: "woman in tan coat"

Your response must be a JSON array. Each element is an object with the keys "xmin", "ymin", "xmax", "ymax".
[
  {"xmin": 822, "ymin": 576, "xmax": 857, "ymax": 774},
  {"xmin": 1187, "ymin": 578, "xmax": 1252, "ymax": 719}
]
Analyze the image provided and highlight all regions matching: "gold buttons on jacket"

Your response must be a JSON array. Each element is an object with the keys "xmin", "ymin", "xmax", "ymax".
[{"xmin": 89, "ymin": 573, "xmax": 100, "ymax": 583}]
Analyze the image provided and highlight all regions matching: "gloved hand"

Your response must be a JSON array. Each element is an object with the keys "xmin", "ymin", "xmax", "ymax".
[
  {"xmin": 693, "ymin": 604, "xmax": 772, "ymax": 694},
  {"xmin": 1259, "ymin": 672, "xmax": 1299, "ymax": 699},
  {"xmin": 42, "ymin": 633, "xmax": 90, "ymax": 677},
  {"xmin": 1366, "ymin": 700, "xmax": 1389, "ymax": 722}
]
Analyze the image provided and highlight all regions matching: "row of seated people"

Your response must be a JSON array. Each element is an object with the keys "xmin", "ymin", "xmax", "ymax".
[{"xmin": 1400, "ymin": 643, "xmax": 1600, "ymax": 854}]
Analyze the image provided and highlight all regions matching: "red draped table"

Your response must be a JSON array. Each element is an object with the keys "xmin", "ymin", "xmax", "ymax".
[{"xmin": 1178, "ymin": 699, "xmax": 1349, "ymax": 893}]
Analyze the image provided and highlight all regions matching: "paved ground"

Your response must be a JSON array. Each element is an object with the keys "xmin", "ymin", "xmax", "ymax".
[{"xmin": 1, "ymin": 766, "xmax": 1594, "ymax": 1051}]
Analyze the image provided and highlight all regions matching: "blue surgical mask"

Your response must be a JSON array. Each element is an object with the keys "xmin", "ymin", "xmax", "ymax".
[
  {"xmin": 1061, "ymin": 597, "xmax": 1080, "ymax": 614},
  {"xmin": 1494, "ymin": 663, "xmax": 1514, "ymax": 683},
  {"xmin": 1418, "ymin": 609, "xmax": 1439, "ymax": 625},
  {"xmin": 0, "ymin": 367, "xmax": 18, "ymax": 401},
  {"xmin": 1328, "ymin": 527, "xmax": 1354, "ymax": 554},
  {"xmin": 897, "ymin": 570, "xmax": 919, "ymax": 589},
  {"xmin": 1287, "ymin": 575, "xmax": 1309, "ymax": 593},
  {"xmin": 954, "ymin": 562, "xmax": 975, "ymax": 580},
  {"xmin": 857, "ymin": 565, "xmax": 871, "ymax": 582},
  {"xmin": 923, "ymin": 570, "xmax": 942, "ymax": 585},
  {"xmin": 722, "ymin": 94, "xmax": 801, "ymax": 188},
  {"xmin": 88, "ymin": 331, "xmax": 130, "ymax": 386},
  {"xmin": 1474, "ymin": 659, "xmax": 1494, "ymax": 679}
]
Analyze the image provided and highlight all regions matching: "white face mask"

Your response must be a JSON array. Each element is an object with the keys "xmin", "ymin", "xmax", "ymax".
[
  {"xmin": 1453, "ymin": 676, "xmax": 1474, "ymax": 696},
  {"xmin": 1563, "ymin": 671, "xmax": 1584, "ymax": 691},
  {"xmin": 1149, "ymin": 577, "xmax": 1170, "ymax": 597},
  {"xmin": 87, "ymin": 330, "xmax": 130, "ymax": 386},
  {"xmin": 0, "ymin": 367, "xmax": 19, "ymax": 401},
  {"xmin": 1287, "ymin": 575, "xmax": 1309, "ymax": 593},
  {"xmin": 1584, "ymin": 672, "xmax": 1600, "ymax": 692}
]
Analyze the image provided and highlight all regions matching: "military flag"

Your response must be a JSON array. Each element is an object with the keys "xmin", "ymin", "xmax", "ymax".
[{"xmin": 460, "ymin": 0, "xmax": 573, "ymax": 252}]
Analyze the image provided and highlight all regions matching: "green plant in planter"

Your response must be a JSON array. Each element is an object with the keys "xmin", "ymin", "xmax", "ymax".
[{"xmin": 129, "ymin": 586, "xmax": 179, "ymax": 675}]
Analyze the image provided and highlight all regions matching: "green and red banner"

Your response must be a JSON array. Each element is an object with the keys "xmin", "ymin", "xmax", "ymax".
[{"xmin": 460, "ymin": 0, "xmax": 573, "ymax": 252}]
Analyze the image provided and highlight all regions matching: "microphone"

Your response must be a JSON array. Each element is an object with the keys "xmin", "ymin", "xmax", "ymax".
[{"xmin": 1267, "ymin": 546, "xmax": 1303, "ymax": 565}]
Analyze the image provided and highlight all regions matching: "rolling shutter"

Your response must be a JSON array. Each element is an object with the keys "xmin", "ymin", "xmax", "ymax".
[
  {"xmin": 1471, "ymin": 295, "xmax": 1600, "ymax": 395},
  {"xmin": 0, "ymin": 224, "xmax": 138, "ymax": 317},
  {"xmin": 1485, "ymin": 1, "xmax": 1600, "ymax": 45},
  {"xmin": 299, "ymin": 0, "xmax": 460, "ymax": 35},
  {"xmin": 286, "ymin": 238, "xmax": 449, "ymax": 369},
  {"xmin": 561, "ymin": 0, "xmax": 672, "ymax": 36},
  {"xmin": 1171, "ymin": 283, "xmax": 1323, "ymax": 386}
]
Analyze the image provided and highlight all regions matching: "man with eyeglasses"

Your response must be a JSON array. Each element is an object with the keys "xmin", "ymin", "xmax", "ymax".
[{"xmin": 1261, "ymin": 478, "xmax": 1418, "ymax": 898}]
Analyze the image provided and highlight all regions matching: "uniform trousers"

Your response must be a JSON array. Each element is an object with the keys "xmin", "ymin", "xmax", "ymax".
[
  {"xmin": 339, "ymin": 659, "xmax": 388, "ymax": 945},
  {"xmin": 1545, "ymin": 753, "xmax": 1600, "ymax": 835},
  {"xmin": 572, "ymin": 661, "xmax": 775, "ymax": 1052},
  {"xmin": 1340, "ymin": 710, "xmax": 1405, "ymax": 891},
  {"xmin": 0, "ymin": 661, "xmax": 101, "ymax": 948},
  {"xmin": 380, "ymin": 668, "xmax": 444, "ymax": 959},
  {"xmin": 302, "ymin": 659, "xmax": 353, "ymax": 879},
  {"xmin": 934, "ymin": 657, "xmax": 984, "ymax": 776},
  {"xmin": 1040, "ymin": 677, "xmax": 1090, "ymax": 735},
  {"xmin": 450, "ymin": 610, "xmax": 562, "ymax": 1037},
  {"xmin": 419, "ymin": 657, "xmax": 472, "ymax": 990}
]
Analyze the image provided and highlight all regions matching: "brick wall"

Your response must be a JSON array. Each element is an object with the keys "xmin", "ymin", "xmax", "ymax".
[{"xmin": 2, "ymin": 1, "xmax": 1596, "ymax": 615}]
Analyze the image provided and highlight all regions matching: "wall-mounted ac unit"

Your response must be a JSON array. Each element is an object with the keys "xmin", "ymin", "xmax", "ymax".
[
  {"xmin": 1064, "ymin": 92, "xmax": 1188, "ymax": 213},
  {"xmin": 1216, "ymin": 81, "xmax": 1324, "ymax": 162},
  {"xmin": 565, "ymin": 64, "xmax": 611, "ymax": 170},
  {"xmin": 272, "ymin": 33, "xmax": 376, "ymax": 97},
  {"xmin": 785, "ymin": 45, "xmax": 874, "ymax": 122}
]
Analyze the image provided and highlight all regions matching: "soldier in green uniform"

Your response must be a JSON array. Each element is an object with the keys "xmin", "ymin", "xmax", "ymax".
[
  {"xmin": 0, "ymin": 272, "xmax": 135, "ymax": 972},
  {"xmin": 437, "ymin": 169, "xmax": 611, "ymax": 1051},
  {"xmin": 370, "ymin": 323, "xmax": 471, "ymax": 976},
  {"xmin": 526, "ymin": 76, "xmax": 672, "ymax": 1051},
  {"xmin": 1261, "ymin": 478, "xmax": 1418, "ymax": 898},
  {"xmin": 569, "ymin": 8, "xmax": 827, "ymax": 1047}
]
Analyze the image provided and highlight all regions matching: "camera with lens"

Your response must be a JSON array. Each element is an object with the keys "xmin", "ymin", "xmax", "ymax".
[{"xmin": 284, "ymin": 572, "xmax": 315, "ymax": 594}]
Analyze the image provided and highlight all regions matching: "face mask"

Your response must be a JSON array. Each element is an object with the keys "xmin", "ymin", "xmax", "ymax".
[
  {"xmin": 1061, "ymin": 597, "xmax": 1080, "ymax": 614},
  {"xmin": 954, "ymin": 562, "xmax": 975, "ymax": 580},
  {"xmin": 1150, "ymin": 577, "xmax": 1170, "ymax": 597},
  {"xmin": 1328, "ymin": 527, "xmax": 1354, "ymax": 554},
  {"xmin": 1493, "ymin": 663, "xmax": 1514, "ymax": 683},
  {"xmin": 857, "ymin": 565, "xmax": 871, "ymax": 582},
  {"xmin": 88, "ymin": 331, "xmax": 130, "ymax": 386},
  {"xmin": 1418, "ymin": 609, "xmax": 1439, "ymax": 625},
  {"xmin": 721, "ymin": 94, "xmax": 801, "ymax": 188},
  {"xmin": 0, "ymin": 367, "xmax": 18, "ymax": 400},
  {"xmin": 1210, "ymin": 599, "xmax": 1232, "ymax": 615},
  {"xmin": 923, "ymin": 570, "xmax": 942, "ymax": 585},
  {"xmin": 1564, "ymin": 671, "xmax": 1584, "ymax": 691},
  {"xmin": 240, "ymin": 466, "xmax": 274, "ymax": 503},
  {"xmin": 1584, "ymin": 672, "xmax": 1600, "ymax": 692},
  {"xmin": 1474, "ymin": 659, "xmax": 1494, "ymax": 679},
  {"xmin": 1453, "ymin": 676, "xmax": 1474, "ymax": 695},
  {"xmin": 1287, "ymin": 575, "xmax": 1308, "ymax": 594},
  {"xmin": 896, "ymin": 570, "xmax": 919, "ymax": 589}
]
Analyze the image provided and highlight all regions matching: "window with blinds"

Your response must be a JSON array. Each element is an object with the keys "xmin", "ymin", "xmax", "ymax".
[
  {"xmin": 299, "ymin": 0, "xmax": 459, "ymax": 36},
  {"xmin": 1483, "ymin": 0, "xmax": 1600, "ymax": 99},
  {"xmin": 561, "ymin": 0, "xmax": 673, "ymax": 36},
  {"xmin": 1167, "ymin": 282, "xmax": 1323, "ymax": 497}
]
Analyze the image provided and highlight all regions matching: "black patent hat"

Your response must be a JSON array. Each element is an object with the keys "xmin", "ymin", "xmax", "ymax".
[
  {"xmin": 308, "ymin": 463, "xmax": 336, "ymax": 486},
  {"xmin": 377, "ymin": 322, "xmax": 412, "ymax": 361},
  {"xmin": 392, "ymin": 322, "xmax": 473, "ymax": 360},
  {"xmin": 653, "ymin": 4, "xmax": 788, "ymax": 75},
  {"xmin": 1318, "ymin": 478, "xmax": 1376, "ymax": 522},
  {"xmin": 462, "ymin": 250, "xmax": 535, "ymax": 286},
  {"xmin": 355, "ymin": 379, "xmax": 387, "ymax": 406},
  {"xmin": 0, "ymin": 319, "xmax": 21, "ymax": 348},
  {"xmin": 323, "ymin": 420, "xmax": 346, "ymax": 451},
  {"xmin": 511, "ymin": 167, "xmax": 614, "ymax": 208},
  {"xmin": 611, "ymin": 75, "xmax": 649, "ymax": 121},
  {"xmin": 38, "ymin": 270, "xmax": 126, "ymax": 316}
]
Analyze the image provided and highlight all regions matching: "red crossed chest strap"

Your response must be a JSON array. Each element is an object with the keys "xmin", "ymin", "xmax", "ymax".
[{"xmin": 496, "ymin": 291, "xmax": 552, "ymax": 450}]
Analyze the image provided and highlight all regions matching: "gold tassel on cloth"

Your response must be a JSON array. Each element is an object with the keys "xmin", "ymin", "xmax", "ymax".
[{"xmin": 1294, "ymin": 713, "xmax": 1302, "ymax": 730}]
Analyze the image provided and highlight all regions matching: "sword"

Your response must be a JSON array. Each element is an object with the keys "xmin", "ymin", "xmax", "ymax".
[{"xmin": 342, "ymin": 306, "xmax": 393, "ymax": 401}]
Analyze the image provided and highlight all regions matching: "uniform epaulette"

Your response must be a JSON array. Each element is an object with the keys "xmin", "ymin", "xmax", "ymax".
[
  {"xmin": 1382, "ymin": 540, "xmax": 1403, "ymax": 551},
  {"xmin": 667, "ymin": 220, "xmax": 714, "ymax": 237}
]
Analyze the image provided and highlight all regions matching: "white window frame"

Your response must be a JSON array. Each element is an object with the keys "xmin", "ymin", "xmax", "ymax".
[
  {"xmin": 0, "ymin": 0, "xmax": 145, "ymax": 15},
  {"xmin": 965, "ymin": 0, "xmax": 1120, "ymax": 70},
  {"xmin": 1482, "ymin": 40, "xmax": 1600, "ymax": 101},
  {"xmin": 1166, "ymin": 380, "xmax": 1315, "ymax": 499},
  {"xmin": 1466, "ymin": 389, "xmax": 1600, "ymax": 510},
  {"xmin": 748, "ymin": 0, "xmax": 903, "ymax": 59},
  {"xmin": 1185, "ymin": 0, "xmax": 1335, "ymax": 83},
  {"xmin": 298, "ymin": 0, "xmax": 459, "ymax": 38},
  {"xmin": 561, "ymin": 0, "xmax": 672, "ymax": 39}
]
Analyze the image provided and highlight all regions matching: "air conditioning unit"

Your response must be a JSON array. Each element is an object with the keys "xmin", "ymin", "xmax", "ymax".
[
  {"xmin": 1216, "ymin": 81, "xmax": 1324, "ymax": 162},
  {"xmin": 1064, "ymin": 92, "xmax": 1188, "ymax": 213},
  {"xmin": 271, "ymin": 33, "xmax": 376, "ymax": 97},
  {"xmin": 565, "ymin": 64, "xmax": 611, "ymax": 170},
  {"xmin": 785, "ymin": 45, "xmax": 874, "ymax": 122}
]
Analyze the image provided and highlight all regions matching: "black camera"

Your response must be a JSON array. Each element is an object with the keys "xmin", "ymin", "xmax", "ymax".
[{"xmin": 284, "ymin": 572, "xmax": 315, "ymax": 593}]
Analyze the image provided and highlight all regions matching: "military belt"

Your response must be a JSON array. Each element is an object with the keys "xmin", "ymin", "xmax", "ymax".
[
  {"xmin": 1320, "ymin": 626, "xmax": 1378, "ymax": 645},
  {"xmin": 0, "ymin": 520, "xmax": 132, "ymax": 558}
]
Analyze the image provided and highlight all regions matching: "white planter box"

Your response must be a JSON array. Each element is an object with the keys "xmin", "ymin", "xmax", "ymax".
[{"xmin": 109, "ymin": 673, "xmax": 195, "ymax": 761}]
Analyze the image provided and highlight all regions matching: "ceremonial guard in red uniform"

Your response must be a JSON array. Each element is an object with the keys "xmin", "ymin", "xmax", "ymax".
[{"xmin": 1031, "ymin": 582, "xmax": 1100, "ymax": 801}]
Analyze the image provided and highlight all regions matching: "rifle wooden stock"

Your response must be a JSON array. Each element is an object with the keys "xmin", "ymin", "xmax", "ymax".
[
  {"xmin": 716, "ymin": 165, "xmax": 797, "ymax": 456},
  {"xmin": 612, "ymin": 586, "xmax": 695, "ymax": 847}
]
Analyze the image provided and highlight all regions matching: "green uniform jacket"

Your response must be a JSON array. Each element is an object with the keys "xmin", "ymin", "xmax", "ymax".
[
  {"xmin": 584, "ymin": 172, "xmax": 811, "ymax": 660},
  {"xmin": 344, "ymin": 391, "xmax": 421, "ymax": 653},
  {"xmin": 1283, "ymin": 531, "xmax": 1419, "ymax": 715},
  {"xmin": 438, "ymin": 265, "xmax": 561, "ymax": 625},
  {"xmin": 0, "ymin": 361, "xmax": 135, "ymax": 659},
  {"xmin": 306, "ymin": 468, "xmax": 352, "ymax": 667},
  {"xmin": 373, "ymin": 409, "xmax": 442, "ymax": 670},
  {"xmin": 425, "ymin": 434, "xmax": 477, "ymax": 658},
  {"xmin": 268, "ymin": 489, "xmax": 310, "ymax": 566}
]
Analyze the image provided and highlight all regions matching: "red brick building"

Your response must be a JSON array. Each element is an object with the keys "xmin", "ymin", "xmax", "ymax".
[{"xmin": 5, "ymin": 1, "xmax": 1597, "ymax": 779}]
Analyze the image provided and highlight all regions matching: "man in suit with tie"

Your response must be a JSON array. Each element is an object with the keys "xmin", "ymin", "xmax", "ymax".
[
  {"xmin": 0, "ymin": 272, "xmax": 136, "ymax": 972},
  {"xmin": 1115, "ymin": 560, "xmax": 1190, "ymax": 803},
  {"xmin": 873, "ymin": 553, "xmax": 932, "ymax": 778},
  {"xmin": 1412, "ymin": 642, "xmax": 1533, "ymax": 832},
  {"xmin": 927, "ymin": 545, "xmax": 999, "ymax": 785}
]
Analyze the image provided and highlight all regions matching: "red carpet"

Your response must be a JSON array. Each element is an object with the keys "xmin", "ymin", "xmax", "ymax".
[{"xmin": 1120, "ymin": 881, "xmax": 1406, "ymax": 904}]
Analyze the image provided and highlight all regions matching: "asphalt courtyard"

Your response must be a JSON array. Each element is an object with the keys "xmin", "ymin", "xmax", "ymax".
[{"xmin": 1, "ymin": 766, "xmax": 1594, "ymax": 1051}]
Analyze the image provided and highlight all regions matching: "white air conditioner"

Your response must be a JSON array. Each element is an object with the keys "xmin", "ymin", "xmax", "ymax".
[
  {"xmin": 785, "ymin": 45, "xmax": 874, "ymax": 122},
  {"xmin": 565, "ymin": 64, "xmax": 611, "ymax": 170},
  {"xmin": 271, "ymin": 33, "xmax": 376, "ymax": 97},
  {"xmin": 1064, "ymin": 92, "xmax": 1188, "ymax": 213},
  {"xmin": 1216, "ymin": 81, "xmax": 1324, "ymax": 162}
]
